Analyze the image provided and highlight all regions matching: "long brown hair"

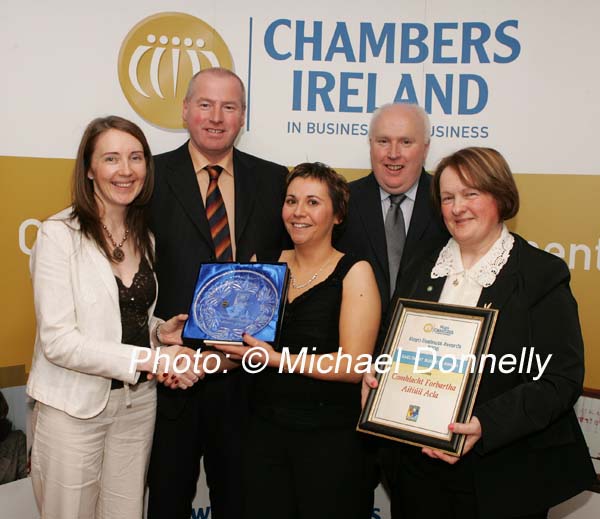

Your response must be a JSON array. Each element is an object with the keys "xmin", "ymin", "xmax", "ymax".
[{"xmin": 71, "ymin": 115, "xmax": 155, "ymax": 264}]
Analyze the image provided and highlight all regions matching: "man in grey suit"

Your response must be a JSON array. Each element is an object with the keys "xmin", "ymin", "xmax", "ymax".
[
  {"xmin": 148, "ymin": 68, "xmax": 288, "ymax": 519},
  {"xmin": 336, "ymin": 103, "xmax": 448, "ymax": 316}
]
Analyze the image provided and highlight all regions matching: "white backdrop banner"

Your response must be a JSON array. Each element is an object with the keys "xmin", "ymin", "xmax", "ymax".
[
  {"xmin": 1, "ymin": 0, "xmax": 599, "ymax": 173},
  {"xmin": 1, "ymin": 1, "xmax": 599, "ymax": 518}
]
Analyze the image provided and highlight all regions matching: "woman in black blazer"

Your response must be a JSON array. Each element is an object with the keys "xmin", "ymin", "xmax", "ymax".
[{"xmin": 366, "ymin": 147, "xmax": 595, "ymax": 519}]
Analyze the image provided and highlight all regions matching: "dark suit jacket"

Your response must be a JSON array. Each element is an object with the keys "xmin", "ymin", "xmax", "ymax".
[
  {"xmin": 151, "ymin": 142, "xmax": 288, "ymax": 320},
  {"xmin": 335, "ymin": 170, "xmax": 448, "ymax": 315},
  {"xmin": 150, "ymin": 142, "xmax": 288, "ymax": 419},
  {"xmin": 392, "ymin": 234, "xmax": 595, "ymax": 517}
]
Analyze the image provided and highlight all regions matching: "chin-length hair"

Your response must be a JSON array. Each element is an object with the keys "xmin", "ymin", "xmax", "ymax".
[{"xmin": 286, "ymin": 162, "xmax": 350, "ymax": 241}]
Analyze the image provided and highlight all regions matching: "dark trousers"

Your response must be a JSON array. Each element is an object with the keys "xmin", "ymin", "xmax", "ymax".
[
  {"xmin": 147, "ymin": 372, "xmax": 248, "ymax": 519},
  {"xmin": 244, "ymin": 413, "xmax": 375, "ymax": 519},
  {"xmin": 380, "ymin": 445, "xmax": 548, "ymax": 519}
]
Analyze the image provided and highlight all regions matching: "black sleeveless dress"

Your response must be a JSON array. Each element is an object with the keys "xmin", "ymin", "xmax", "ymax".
[
  {"xmin": 253, "ymin": 251, "xmax": 362, "ymax": 428},
  {"xmin": 244, "ymin": 252, "xmax": 375, "ymax": 519}
]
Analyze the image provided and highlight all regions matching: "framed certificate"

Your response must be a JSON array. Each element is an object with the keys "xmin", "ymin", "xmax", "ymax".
[
  {"xmin": 182, "ymin": 262, "xmax": 289, "ymax": 348},
  {"xmin": 358, "ymin": 298, "xmax": 498, "ymax": 455}
]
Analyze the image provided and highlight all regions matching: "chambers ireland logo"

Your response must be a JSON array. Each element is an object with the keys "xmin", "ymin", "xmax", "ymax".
[{"xmin": 118, "ymin": 12, "xmax": 234, "ymax": 129}]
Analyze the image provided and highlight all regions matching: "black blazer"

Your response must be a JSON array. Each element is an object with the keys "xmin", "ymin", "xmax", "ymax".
[
  {"xmin": 392, "ymin": 234, "xmax": 595, "ymax": 517},
  {"xmin": 336, "ymin": 170, "xmax": 448, "ymax": 314},
  {"xmin": 150, "ymin": 142, "xmax": 289, "ymax": 321}
]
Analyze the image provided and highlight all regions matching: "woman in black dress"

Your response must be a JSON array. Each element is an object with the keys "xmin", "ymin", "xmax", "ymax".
[{"xmin": 215, "ymin": 162, "xmax": 381, "ymax": 519}]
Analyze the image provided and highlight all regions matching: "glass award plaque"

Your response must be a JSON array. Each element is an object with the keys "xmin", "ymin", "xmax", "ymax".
[{"xmin": 183, "ymin": 262, "xmax": 289, "ymax": 347}]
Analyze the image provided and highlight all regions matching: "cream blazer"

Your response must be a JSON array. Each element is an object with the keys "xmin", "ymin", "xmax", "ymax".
[{"xmin": 26, "ymin": 208, "xmax": 158, "ymax": 419}]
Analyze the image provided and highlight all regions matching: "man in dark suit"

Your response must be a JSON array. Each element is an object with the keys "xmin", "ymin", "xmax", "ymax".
[
  {"xmin": 336, "ymin": 103, "xmax": 448, "ymax": 316},
  {"xmin": 147, "ymin": 68, "xmax": 288, "ymax": 519}
]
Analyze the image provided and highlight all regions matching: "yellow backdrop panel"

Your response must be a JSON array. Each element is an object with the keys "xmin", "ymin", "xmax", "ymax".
[
  {"xmin": 1, "ymin": 156, "xmax": 71, "ymax": 370},
  {"xmin": 2, "ymin": 158, "xmax": 598, "ymax": 389}
]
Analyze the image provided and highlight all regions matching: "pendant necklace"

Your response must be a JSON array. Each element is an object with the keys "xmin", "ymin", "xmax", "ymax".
[
  {"xmin": 290, "ymin": 254, "xmax": 333, "ymax": 290},
  {"xmin": 102, "ymin": 224, "xmax": 129, "ymax": 263}
]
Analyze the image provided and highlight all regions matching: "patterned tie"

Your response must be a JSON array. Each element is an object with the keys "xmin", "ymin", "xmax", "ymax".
[
  {"xmin": 205, "ymin": 165, "xmax": 233, "ymax": 261},
  {"xmin": 384, "ymin": 193, "xmax": 406, "ymax": 296}
]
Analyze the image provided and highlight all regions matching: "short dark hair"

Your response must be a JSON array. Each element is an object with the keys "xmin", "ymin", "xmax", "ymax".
[
  {"xmin": 71, "ymin": 115, "xmax": 155, "ymax": 264},
  {"xmin": 286, "ymin": 162, "xmax": 350, "ymax": 237},
  {"xmin": 286, "ymin": 162, "xmax": 350, "ymax": 242},
  {"xmin": 431, "ymin": 147, "xmax": 519, "ymax": 221}
]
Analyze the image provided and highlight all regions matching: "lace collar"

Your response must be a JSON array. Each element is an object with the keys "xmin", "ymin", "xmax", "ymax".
[{"xmin": 431, "ymin": 225, "xmax": 514, "ymax": 287}]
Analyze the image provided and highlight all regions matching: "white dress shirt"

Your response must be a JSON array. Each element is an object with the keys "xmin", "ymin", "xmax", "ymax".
[{"xmin": 379, "ymin": 178, "xmax": 419, "ymax": 230}]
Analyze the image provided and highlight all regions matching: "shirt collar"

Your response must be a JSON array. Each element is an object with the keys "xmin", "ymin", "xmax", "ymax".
[
  {"xmin": 431, "ymin": 224, "xmax": 514, "ymax": 287},
  {"xmin": 187, "ymin": 140, "xmax": 234, "ymax": 177},
  {"xmin": 379, "ymin": 176, "xmax": 419, "ymax": 203}
]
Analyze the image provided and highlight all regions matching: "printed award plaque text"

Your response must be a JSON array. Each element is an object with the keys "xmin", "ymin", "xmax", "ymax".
[{"xmin": 358, "ymin": 298, "xmax": 497, "ymax": 455}]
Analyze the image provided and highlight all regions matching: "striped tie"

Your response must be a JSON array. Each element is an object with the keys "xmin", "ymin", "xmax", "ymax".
[{"xmin": 205, "ymin": 165, "xmax": 233, "ymax": 261}]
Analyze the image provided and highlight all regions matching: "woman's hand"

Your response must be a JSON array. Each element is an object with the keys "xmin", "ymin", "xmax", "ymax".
[
  {"xmin": 421, "ymin": 416, "xmax": 482, "ymax": 464},
  {"xmin": 147, "ymin": 345, "xmax": 202, "ymax": 389},
  {"xmin": 361, "ymin": 369, "xmax": 378, "ymax": 408},
  {"xmin": 157, "ymin": 314, "xmax": 188, "ymax": 345}
]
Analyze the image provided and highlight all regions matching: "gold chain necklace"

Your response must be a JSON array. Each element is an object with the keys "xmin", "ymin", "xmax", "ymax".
[
  {"xmin": 102, "ymin": 224, "xmax": 129, "ymax": 263},
  {"xmin": 290, "ymin": 254, "xmax": 333, "ymax": 290}
]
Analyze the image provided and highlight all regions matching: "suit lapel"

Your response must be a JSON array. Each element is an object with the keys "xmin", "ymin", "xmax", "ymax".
[
  {"xmin": 411, "ymin": 265, "xmax": 445, "ymax": 303},
  {"xmin": 164, "ymin": 143, "xmax": 214, "ymax": 251},
  {"xmin": 83, "ymin": 237, "xmax": 119, "ymax": 306},
  {"xmin": 233, "ymin": 148, "xmax": 258, "ymax": 252},
  {"xmin": 403, "ymin": 171, "xmax": 432, "ymax": 264},
  {"xmin": 357, "ymin": 173, "xmax": 388, "ymax": 280}
]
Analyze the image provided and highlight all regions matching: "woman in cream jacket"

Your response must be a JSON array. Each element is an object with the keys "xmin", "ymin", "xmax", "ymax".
[{"xmin": 27, "ymin": 116, "xmax": 198, "ymax": 519}]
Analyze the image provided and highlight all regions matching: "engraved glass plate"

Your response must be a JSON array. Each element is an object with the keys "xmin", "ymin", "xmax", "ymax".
[{"xmin": 183, "ymin": 263, "xmax": 289, "ymax": 345}]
